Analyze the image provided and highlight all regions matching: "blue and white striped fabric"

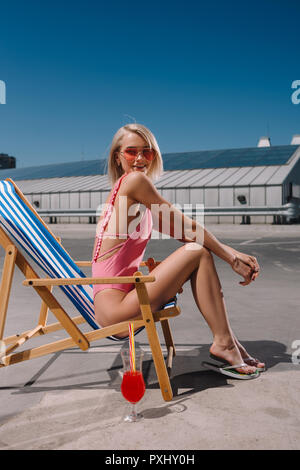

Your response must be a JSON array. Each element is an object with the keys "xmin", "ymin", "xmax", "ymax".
[
  {"xmin": 0, "ymin": 180, "xmax": 143, "ymax": 341},
  {"xmin": 0, "ymin": 180, "xmax": 177, "ymax": 341},
  {"xmin": 160, "ymin": 295, "xmax": 178, "ymax": 310}
]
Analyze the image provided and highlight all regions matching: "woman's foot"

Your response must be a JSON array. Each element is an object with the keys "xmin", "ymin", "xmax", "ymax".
[
  {"xmin": 233, "ymin": 337, "xmax": 266, "ymax": 371},
  {"xmin": 210, "ymin": 340, "xmax": 257, "ymax": 375}
]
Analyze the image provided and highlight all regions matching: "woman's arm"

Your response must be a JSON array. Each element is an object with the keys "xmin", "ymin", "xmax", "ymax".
[{"xmin": 125, "ymin": 172, "xmax": 260, "ymax": 277}]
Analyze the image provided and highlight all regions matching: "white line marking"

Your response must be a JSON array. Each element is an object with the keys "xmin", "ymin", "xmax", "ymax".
[
  {"xmin": 237, "ymin": 240, "xmax": 300, "ymax": 246},
  {"xmin": 239, "ymin": 239, "xmax": 256, "ymax": 245},
  {"xmin": 65, "ymin": 346, "xmax": 198, "ymax": 354},
  {"xmin": 273, "ymin": 261, "xmax": 295, "ymax": 272}
]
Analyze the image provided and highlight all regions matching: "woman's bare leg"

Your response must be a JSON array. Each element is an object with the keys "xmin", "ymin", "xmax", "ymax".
[
  {"xmin": 94, "ymin": 244, "xmax": 257, "ymax": 373},
  {"xmin": 189, "ymin": 248, "xmax": 256, "ymax": 373},
  {"xmin": 189, "ymin": 250, "xmax": 265, "ymax": 369}
]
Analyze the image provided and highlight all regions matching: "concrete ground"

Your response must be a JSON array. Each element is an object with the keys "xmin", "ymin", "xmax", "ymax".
[{"xmin": 0, "ymin": 224, "xmax": 299, "ymax": 450}]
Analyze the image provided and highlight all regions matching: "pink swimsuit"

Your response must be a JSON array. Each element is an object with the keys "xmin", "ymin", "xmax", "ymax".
[{"xmin": 92, "ymin": 173, "xmax": 153, "ymax": 299}]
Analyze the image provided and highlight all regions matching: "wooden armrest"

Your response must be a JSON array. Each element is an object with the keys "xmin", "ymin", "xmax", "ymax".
[
  {"xmin": 76, "ymin": 261, "xmax": 92, "ymax": 267},
  {"xmin": 140, "ymin": 257, "xmax": 161, "ymax": 272},
  {"xmin": 23, "ymin": 274, "xmax": 155, "ymax": 287}
]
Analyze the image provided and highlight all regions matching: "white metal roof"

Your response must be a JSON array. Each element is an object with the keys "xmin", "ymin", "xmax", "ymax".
[{"xmin": 10, "ymin": 146, "xmax": 300, "ymax": 195}]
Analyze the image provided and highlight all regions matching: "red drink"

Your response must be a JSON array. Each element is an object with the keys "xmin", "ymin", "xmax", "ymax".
[{"xmin": 121, "ymin": 371, "xmax": 145, "ymax": 404}]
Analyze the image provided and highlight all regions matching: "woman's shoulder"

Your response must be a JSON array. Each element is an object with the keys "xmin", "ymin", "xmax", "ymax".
[
  {"xmin": 124, "ymin": 171, "xmax": 151, "ymax": 182},
  {"xmin": 121, "ymin": 172, "xmax": 159, "ymax": 205},
  {"xmin": 122, "ymin": 171, "xmax": 153, "ymax": 189}
]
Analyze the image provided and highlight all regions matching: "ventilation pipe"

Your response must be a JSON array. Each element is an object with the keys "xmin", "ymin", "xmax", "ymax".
[
  {"xmin": 257, "ymin": 136, "xmax": 271, "ymax": 147},
  {"xmin": 291, "ymin": 135, "xmax": 300, "ymax": 145}
]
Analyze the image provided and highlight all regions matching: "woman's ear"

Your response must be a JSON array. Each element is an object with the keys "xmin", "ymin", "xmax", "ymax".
[{"xmin": 115, "ymin": 152, "xmax": 121, "ymax": 166}]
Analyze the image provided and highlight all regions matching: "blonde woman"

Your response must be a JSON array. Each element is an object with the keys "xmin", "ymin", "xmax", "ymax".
[{"xmin": 92, "ymin": 124, "xmax": 265, "ymax": 379}]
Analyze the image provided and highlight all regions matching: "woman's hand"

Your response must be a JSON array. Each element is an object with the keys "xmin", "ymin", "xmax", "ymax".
[{"xmin": 231, "ymin": 251, "xmax": 260, "ymax": 286}]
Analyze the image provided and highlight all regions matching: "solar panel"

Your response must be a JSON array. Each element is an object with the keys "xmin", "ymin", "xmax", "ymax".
[
  {"xmin": 162, "ymin": 145, "xmax": 298, "ymax": 170},
  {"xmin": 0, "ymin": 159, "xmax": 107, "ymax": 181},
  {"xmin": 0, "ymin": 145, "xmax": 298, "ymax": 181}
]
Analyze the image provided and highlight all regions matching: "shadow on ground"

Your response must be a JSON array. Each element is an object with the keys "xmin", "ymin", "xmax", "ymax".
[{"xmin": 1, "ymin": 340, "xmax": 293, "ymax": 399}]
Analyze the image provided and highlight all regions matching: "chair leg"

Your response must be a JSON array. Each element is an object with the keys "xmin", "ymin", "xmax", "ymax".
[
  {"xmin": 34, "ymin": 285, "xmax": 90, "ymax": 351},
  {"xmin": 38, "ymin": 281, "xmax": 52, "ymax": 327},
  {"xmin": 144, "ymin": 257, "xmax": 177, "ymax": 377},
  {"xmin": 144, "ymin": 317, "xmax": 173, "ymax": 401},
  {"xmin": 0, "ymin": 245, "xmax": 17, "ymax": 339},
  {"xmin": 14, "ymin": 249, "xmax": 89, "ymax": 351},
  {"xmin": 160, "ymin": 319, "xmax": 176, "ymax": 376},
  {"xmin": 4, "ymin": 325, "xmax": 43, "ymax": 356},
  {"xmin": 134, "ymin": 274, "xmax": 173, "ymax": 402},
  {"xmin": 161, "ymin": 319, "xmax": 176, "ymax": 355}
]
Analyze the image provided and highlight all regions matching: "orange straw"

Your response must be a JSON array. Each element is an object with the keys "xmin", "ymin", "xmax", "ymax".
[{"xmin": 128, "ymin": 323, "xmax": 136, "ymax": 372}]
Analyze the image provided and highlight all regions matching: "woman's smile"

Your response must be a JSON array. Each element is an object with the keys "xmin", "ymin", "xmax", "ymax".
[{"xmin": 132, "ymin": 164, "xmax": 147, "ymax": 171}]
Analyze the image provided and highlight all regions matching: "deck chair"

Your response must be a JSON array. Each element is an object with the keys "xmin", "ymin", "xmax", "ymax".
[{"xmin": 0, "ymin": 179, "xmax": 181, "ymax": 402}]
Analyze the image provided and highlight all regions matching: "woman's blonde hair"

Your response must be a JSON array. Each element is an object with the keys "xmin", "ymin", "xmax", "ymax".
[{"xmin": 107, "ymin": 124, "xmax": 163, "ymax": 185}]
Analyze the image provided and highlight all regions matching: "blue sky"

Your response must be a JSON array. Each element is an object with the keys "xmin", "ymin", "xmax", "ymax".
[{"xmin": 0, "ymin": 0, "xmax": 300, "ymax": 168}]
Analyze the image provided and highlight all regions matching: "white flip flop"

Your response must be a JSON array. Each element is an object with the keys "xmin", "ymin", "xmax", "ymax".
[{"xmin": 202, "ymin": 361, "xmax": 260, "ymax": 380}]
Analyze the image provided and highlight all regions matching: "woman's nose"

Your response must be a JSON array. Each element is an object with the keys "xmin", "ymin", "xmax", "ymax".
[{"xmin": 135, "ymin": 152, "xmax": 145, "ymax": 161}]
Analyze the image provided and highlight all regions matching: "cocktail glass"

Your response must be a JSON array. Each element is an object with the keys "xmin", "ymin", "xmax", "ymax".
[{"xmin": 120, "ymin": 348, "xmax": 145, "ymax": 422}]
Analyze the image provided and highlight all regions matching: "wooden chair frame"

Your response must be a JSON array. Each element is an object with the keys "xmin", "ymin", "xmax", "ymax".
[{"xmin": 0, "ymin": 180, "xmax": 181, "ymax": 402}]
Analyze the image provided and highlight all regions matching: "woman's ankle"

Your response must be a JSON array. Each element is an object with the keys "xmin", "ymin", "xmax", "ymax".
[{"xmin": 211, "ymin": 335, "xmax": 236, "ymax": 353}]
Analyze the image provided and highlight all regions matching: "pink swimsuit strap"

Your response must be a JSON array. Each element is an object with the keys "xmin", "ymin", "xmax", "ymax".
[
  {"xmin": 93, "ymin": 173, "xmax": 127, "ymax": 263},
  {"xmin": 96, "ymin": 240, "xmax": 127, "ymax": 259}
]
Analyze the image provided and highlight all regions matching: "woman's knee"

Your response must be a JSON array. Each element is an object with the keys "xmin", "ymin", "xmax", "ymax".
[
  {"xmin": 184, "ymin": 243, "xmax": 211, "ymax": 261},
  {"xmin": 200, "ymin": 246, "xmax": 212, "ymax": 259}
]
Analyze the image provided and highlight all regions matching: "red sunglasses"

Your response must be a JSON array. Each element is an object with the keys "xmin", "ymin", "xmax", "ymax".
[{"xmin": 120, "ymin": 147, "xmax": 155, "ymax": 162}]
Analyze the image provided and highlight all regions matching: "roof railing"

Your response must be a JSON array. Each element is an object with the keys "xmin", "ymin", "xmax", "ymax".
[{"xmin": 37, "ymin": 201, "xmax": 300, "ymax": 224}]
